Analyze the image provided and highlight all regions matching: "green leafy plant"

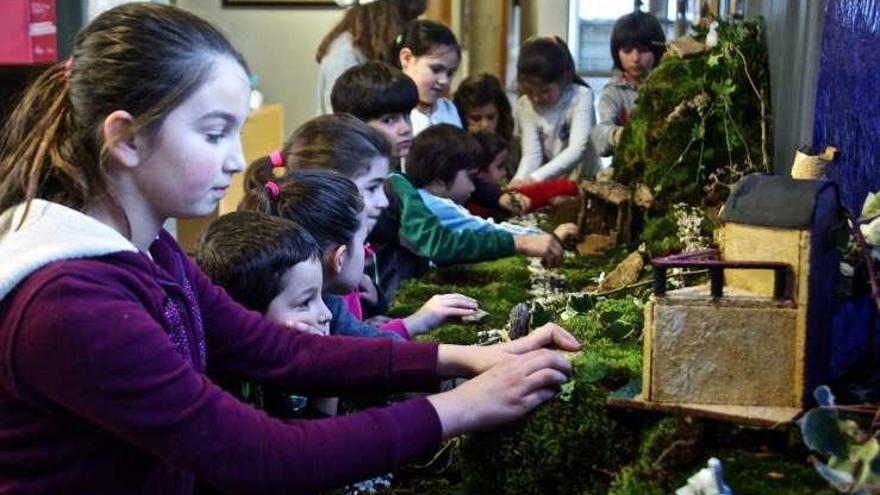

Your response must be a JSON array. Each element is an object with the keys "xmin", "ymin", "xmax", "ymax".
[{"xmin": 799, "ymin": 386, "xmax": 880, "ymax": 493}]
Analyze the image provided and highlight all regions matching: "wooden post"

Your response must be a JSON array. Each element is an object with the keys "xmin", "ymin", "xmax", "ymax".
[
  {"xmin": 466, "ymin": 0, "xmax": 510, "ymax": 82},
  {"xmin": 424, "ymin": 0, "xmax": 452, "ymax": 25}
]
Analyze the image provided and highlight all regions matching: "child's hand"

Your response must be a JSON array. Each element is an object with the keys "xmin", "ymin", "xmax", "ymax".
[
  {"xmin": 437, "ymin": 323, "xmax": 580, "ymax": 377},
  {"xmin": 283, "ymin": 318, "xmax": 330, "ymax": 336},
  {"xmin": 403, "ymin": 293, "xmax": 479, "ymax": 336},
  {"xmin": 429, "ymin": 331, "xmax": 577, "ymax": 438},
  {"xmin": 499, "ymin": 191, "xmax": 532, "ymax": 214},
  {"xmin": 552, "ymin": 222, "xmax": 581, "ymax": 244},
  {"xmin": 612, "ymin": 126, "xmax": 624, "ymax": 145},
  {"xmin": 513, "ymin": 234, "xmax": 564, "ymax": 266},
  {"xmin": 357, "ymin": 274, "xmax": 379, "ymax": 306},
  {"xmin": 507, "ymin": 178, "xmax": 535, "ymax": 189}
]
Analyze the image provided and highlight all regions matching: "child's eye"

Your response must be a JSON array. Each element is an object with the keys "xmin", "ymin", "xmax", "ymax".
[
  {"xmin": 382, "ymin": 115, "xmax": 396, "ymax": 125},
  {"xmin": 206, "ymin": 133, "xmax": 225, "ymax": 144}
]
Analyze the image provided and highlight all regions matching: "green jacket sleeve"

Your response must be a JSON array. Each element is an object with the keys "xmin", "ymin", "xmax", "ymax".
[{"xmin": 389, "ymin": 174, "xmax": 516, "ymax": 265}]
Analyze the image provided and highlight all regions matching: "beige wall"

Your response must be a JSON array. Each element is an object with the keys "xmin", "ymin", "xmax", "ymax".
[
  {"xmin": 521, "ymin": 0, "xmax": 570, "ymax": 41},
  {"xmin": 176, "ymin": 2, "xmax": 344, "ymax": 135}
]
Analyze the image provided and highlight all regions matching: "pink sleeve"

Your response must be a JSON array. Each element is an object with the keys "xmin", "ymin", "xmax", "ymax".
[
  {"xmin": 380, "ymin": 319, "xmax": 411, "ymax": 340},
  {"xmin": 340, "ymin": 290, "xmax": 364, "ymax": 321}
]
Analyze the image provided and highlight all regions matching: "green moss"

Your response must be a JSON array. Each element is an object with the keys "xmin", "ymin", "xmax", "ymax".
[
  {"xmin": 558, "ymin": 246, "xmax": 631, "ymax": 291},
  {"xmin": 613, "ymin": 19, "xmax": 771, "ymax": 207},
  {"xmin": 717, "ymin": 450, "xmax": 835, "ymax": 495},
  {"xmin": 607, "ymin": 466, "xmax": 666, "ymax": 495},
  {"xmin": 461, "ymin": 382, "xmax": 635, "ymax": 495}
]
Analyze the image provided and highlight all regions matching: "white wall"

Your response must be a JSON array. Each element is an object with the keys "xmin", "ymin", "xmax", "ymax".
[
  {"xmin": 536, "ymin": 0, "xmax": 570, "ymax": 40},
  {"xmin": 176, "ymin": 2, "xmax": 345, "ymax": 135}
]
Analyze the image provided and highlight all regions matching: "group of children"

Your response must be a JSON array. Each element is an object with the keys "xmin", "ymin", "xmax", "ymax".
[{"xmin": 0, "ymin": 2, "xmax": 670, "ymax": 493}]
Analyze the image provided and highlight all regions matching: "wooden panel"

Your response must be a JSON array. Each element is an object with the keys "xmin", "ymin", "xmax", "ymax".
[
  {"xmin": 424, "ymin": 0, "xmax": 452, "ymax": 25},
  {"xmin": 176, "ymin": 104, "xmax": 284, "ymax": 254}
]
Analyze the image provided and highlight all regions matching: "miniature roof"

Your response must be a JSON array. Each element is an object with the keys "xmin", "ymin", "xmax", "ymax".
[{"xmin": 719, "ymin": 174, "xmax": 836, "ymax": 228}]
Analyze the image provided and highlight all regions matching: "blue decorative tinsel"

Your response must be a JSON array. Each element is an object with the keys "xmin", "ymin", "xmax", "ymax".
[{"xmin": 814, "ymin": 0, "xmax": 880, "ymax": 215}]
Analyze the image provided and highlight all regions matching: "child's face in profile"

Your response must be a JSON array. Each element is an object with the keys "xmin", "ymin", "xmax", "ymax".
[
  {"xmin": 618, "ymin": 46, "xmax": 655, "ymax": 82},
  {"xmin": 520, "ymin": 80, "xmax": 563, "ymax": 111},
  {"xmin": 368, "ymin": 113, "xmax": 413, "ymax": 158},
  {"xmin": 466, "ymin": 103, "xmax": 499, "ymax": 134},
  {"xmin": 439, "ymin": 169, "xmax": 476, "ymax": 205},
  {"xmin": 352, "ymin": 156, "xmax": 390, "ymax": 233},
  {"xmin": 477, "ymin": 149, "xmax": 509, "ymax": 184},
  {"xmin": 400, "ymin": 45, "xmax": 460, "ymax": 107},
  {"xmin": 336, "ymin": 216, "xmax": 370, "ymax": 293},
  {"xmin": 265, "ymin": 257, "xmax": 332, "ymax": 336}
]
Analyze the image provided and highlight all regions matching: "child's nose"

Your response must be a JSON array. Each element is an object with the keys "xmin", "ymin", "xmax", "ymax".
[
  {"xmin": 225, "ymin": 138, "xmax": 246, "ymax": 174},
  {"xmin": 397, "ymin": 121, "xmax": 412, "ymax": 136},
  {"xmin": 318, "ymin": 302, "xmax": 332, "ymax": 324}
]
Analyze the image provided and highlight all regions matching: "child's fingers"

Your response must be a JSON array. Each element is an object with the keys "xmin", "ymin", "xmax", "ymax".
[{"xmin": 519, "ymin": 348, "xmax": 572, "ymax": 376}]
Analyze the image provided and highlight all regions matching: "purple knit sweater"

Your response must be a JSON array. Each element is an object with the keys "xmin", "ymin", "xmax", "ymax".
[{"xmin": 0, "ymin": 229, "xmax": 442, "ymax": 494}]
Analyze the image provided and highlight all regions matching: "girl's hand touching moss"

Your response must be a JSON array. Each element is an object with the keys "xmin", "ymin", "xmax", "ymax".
[
  {"xmin": 403, "ymin": 293, "xmax": 479, "ymax": 336},
  {"xmin": 436, "ymin": 323, "xmax": 581, "ymax": 377},
  {"xmin": 428, "ymin": 346, "xmax": 573, "ymax": 439}
]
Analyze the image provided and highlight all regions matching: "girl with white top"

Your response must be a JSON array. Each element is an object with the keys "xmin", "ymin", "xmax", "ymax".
[
  {"xmin": 315, "ymin": 0, "xmax": 427, "ymax": 115},
  {"xmin": 395, "ymin": 20, "xmax": 463, "ymax": 136},
  {"xmin": 513, "ymin": 36, "xmax": 602, "ymax": 183}
]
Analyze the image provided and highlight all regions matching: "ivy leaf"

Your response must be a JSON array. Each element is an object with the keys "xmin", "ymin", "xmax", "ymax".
[
  {"xmin": 566, "ymin": 293, "xmax": 597, "ymax": 314},
  {"xmin": 707, "ymin": 53, "xmax": 723, "ymax": 67},
  {"xmin": 810, "ymin": 457, "xmax": 855, "ymax": 492},
  {"xmin": 559, "ymin": 380, "xmax": 576, "ymax": 402},
  {"xmin": 530, "ymin": 302, "xmax": 553, "ymax": 328},
  {"xmin": 862, "ymin": 191, "xmax": 880, "ymax": 221},
  {"xmin": 798, "ymin": 407, "xmax": 850, "ymax": 458},
  {"xmin": 861, "ymin": 216, "xmax": 880, "ymax": 246}
]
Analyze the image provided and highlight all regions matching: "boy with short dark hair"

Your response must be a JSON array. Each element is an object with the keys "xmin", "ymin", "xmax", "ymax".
[{"xmin": 330, "ymin": 63, "xmax": 567, "ymax": 311}]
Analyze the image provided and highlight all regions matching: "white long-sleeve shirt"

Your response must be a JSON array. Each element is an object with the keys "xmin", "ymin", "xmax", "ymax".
[
  {"xmin": 316, "ymin": 32, "xmax": 366, "ymax": 116},
  {"xmin": 410, "ymin": 98, "xmax": 462, "ymax": 136},
  {"xmin": 514, "ymin": 84, "xmax": 601, "ymax": 181}
]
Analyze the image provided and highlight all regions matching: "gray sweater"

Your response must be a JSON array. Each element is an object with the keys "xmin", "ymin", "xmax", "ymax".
[{"xmin": 591, "ymin": 72, "xmax": 639, "ymax": 157}]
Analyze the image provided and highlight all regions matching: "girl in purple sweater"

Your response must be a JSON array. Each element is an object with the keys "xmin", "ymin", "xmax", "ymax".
[{"xmin": 0, "ymin": 4, "xmax": 579, "ymax": 494}]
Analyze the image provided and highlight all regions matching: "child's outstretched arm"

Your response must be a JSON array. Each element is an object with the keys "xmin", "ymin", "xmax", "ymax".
[
  {"xmin": 591, "ymin": 85, "xmax": 624, "ymax": 157},
  {"xmin": 431, "ymin": 323, "xmax": 581, "ymax": 437},
  {"xmin": 9, "ymin": 268, "xmax": 444, "ymax": 494},
  {"xmin": 528, "ymin": 87, "xmax": 596, "ymax": 181},
  {"xmin": 402, "ymin": 293, "xmax": 479, "ymax": 337}
]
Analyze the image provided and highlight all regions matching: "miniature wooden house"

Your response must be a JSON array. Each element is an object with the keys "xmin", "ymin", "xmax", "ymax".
[
  {"xmin": 633, "ymin": 175, "xmax": 843, "ymax": 425},
  {"xmin": 573, "ymin": 180, "xmax": 651, "ymax": 255}
]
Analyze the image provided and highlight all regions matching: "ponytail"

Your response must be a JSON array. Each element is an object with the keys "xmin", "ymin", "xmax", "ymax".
[
  {"xmin": 0, "ymin": 3, "xmax": 248, "ymax": 218},
  {"xmin": 238, "ymin": 169, "xmax": 364, "ymax": 253},
  {"xmin": 0, "ymin": 62, "xmax": 104, "ymax": 214}
]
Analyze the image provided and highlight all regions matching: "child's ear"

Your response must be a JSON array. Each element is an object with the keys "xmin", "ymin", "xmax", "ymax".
[
  {"xmin": 399, "ymin": 47, "xmax": 414, "ymax": 69},
  {"xmin": 326, "ymin": 244, "xmax": 348, "ymax": 276},
  {"xmin": 102, "ymin": 110, "xmax": 139, "ymax": 169}
]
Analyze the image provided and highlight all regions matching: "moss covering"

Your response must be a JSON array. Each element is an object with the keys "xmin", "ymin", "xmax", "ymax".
[
  {"xmin": 613, "ymin": 19, "xmax": 771, "ymax": 207},
  {"xmin": 388, "ymin": 228, "xmax": 831, "ymax": 493}
]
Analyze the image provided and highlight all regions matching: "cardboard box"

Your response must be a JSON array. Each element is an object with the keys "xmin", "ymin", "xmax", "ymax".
[{"xmin": 0, "ymin": 0, "xmax": 58, "ymax": 65}]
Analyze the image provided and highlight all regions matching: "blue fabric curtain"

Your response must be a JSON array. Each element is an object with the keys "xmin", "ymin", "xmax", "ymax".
[{"xmin": 815, "ymin": 0, "xmax": 880, "ymax": 214}]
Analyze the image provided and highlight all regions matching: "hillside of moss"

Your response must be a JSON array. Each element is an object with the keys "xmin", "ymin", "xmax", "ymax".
[{"xmin": 613, "ymin": 18, "xmax": 771, "ymax": 208}]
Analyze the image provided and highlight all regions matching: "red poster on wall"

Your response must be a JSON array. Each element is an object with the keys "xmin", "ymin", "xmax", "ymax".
[{"xmin": 0, "ymin": 0, "xmax": 57, "ymax": 65}]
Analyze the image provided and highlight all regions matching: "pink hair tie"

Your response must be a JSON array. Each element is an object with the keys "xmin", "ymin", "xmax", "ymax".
[
  {"xmin": 62, "ymin": 56, "xmax": 74, "ymax": 81},
  {"xmin": 269, "ymin": 150, "xmax": 284, "ymax": 168},
  {"xmin": 265, "ymin": 181, "xmax": 281, "ymax": 200}
]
